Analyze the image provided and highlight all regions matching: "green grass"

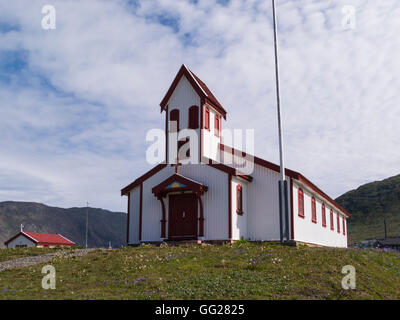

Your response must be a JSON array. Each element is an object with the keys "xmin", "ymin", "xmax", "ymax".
[
  {"xmin": 348, "ymin": 213, "xmax": 400, "ymax": 243},
  {"xmin": 0, "ymin": 243, "xmax": 399, "ymax": 300}
]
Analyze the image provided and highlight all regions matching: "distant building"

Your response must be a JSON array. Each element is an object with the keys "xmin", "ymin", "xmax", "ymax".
[
  {"xmin": 375, "ymin": 237, "xmax": 400, "ymax": 251},
  {"xmin": 4, "ymin": 231, "xmax": 75, "ymax": 248}
]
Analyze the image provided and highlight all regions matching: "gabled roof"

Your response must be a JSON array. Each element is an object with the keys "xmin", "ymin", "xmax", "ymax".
[
  {"xmin": 219, "ymin": 143, "xmax": 351, "ymax": 218},
  {"xmin": 152, "ymin": 173, "xmax": 208, "ymax": 197},
  {"xmin": 4, "ymin": 231, "xmax": 75, "ymax": 246},
  {"xmin": 160, "ymin": 64, "xmax": 227, "ymax": 119},
  {"xmin": 121, "ymin": 162, "xmax": 252, "ymax": 196}
]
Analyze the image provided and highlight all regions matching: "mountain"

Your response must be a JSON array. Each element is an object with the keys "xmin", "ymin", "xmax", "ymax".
[
  {"xmin": 335, "ymin": 174, "xmax": 400, "ymax": 243},
  {"xmin": 0, "ymin": 201, "xmax": 127, "ymax": 248}
]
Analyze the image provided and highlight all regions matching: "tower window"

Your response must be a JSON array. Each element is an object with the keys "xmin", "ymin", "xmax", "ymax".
[
  {"xmin": 337, "ymin": 213, "xmax": 340, "ymax": 233},
  {"xmin": 330, "ymin": 210, "xmax": 334, "ymax": 230},
  {"xmin": 204, "ymin": 107, "xmax": 210, "ymax": 130},
  {"xmin": 188, "ymin": 106, "xmax": 199, "ymax": 129},
  {"xmin": 214, "ymin": 115, "xmax": 220, "ymax": 137},
  {"xmin": 298, "ymin": 188, "xmax": 304, "ymax": 218},
  {"xmin": 170, "ymin": 109, "xmax": 179, "ymax": 132}
]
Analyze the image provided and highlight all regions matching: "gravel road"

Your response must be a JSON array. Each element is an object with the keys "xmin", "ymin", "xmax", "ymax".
[{"xmin": 0, "ymin": 249, "xmax": 97, "ymax": 272}]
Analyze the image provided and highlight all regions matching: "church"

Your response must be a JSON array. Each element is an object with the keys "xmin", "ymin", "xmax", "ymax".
[{"xmin": 121, "ymin": 65, "xmax": 349, "ymax": 248}]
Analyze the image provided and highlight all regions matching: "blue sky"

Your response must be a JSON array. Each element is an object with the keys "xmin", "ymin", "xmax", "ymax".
[{"xmin": 0, "ymin": 0, "xmax": 399, "ymax": 212}]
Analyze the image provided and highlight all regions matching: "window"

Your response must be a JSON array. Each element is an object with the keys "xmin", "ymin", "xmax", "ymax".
[
  {"xmin": 236, "ymin": 184, "xmax": 243, "ymax": 215},
  {"xmin": 337, "ymin": 214, "xmax": 340, "ymax": 233},
  {"xmin": 330, "ymin": 209, "xmax": 334, "ymax": 230},
  {"xmin": 204, "ymin": 107, "xmax": 210, "ymax": 130},
  {"xmin": 342, "ymin": 217, "xmax": 346, "ymax": 235},
  {"xmin": 188, "ymin": 106, "xmax": 199, "ymax": 129},
  {"xmin": 311, "ymin": 197, "xmax": 317, "ymax": 223},
  {"xmin": 321, "ymin": 204, "xmax": 326, "ymax": 227},
  {"xmin": 214, "ymin": 115, "xmax": 220, "ymax": 137},
  {"xmin": 170, "ymin": 109, "xmax": 179, "ymax": 132},
  {"xmin": 298, "ymin": 188, "xmax": 304, "ymax": 217}
]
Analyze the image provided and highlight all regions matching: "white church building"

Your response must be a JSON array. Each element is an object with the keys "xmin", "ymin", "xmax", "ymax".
[{"xmin": 121, "ymin": 65, "xmax": 350, "ymax": 248}]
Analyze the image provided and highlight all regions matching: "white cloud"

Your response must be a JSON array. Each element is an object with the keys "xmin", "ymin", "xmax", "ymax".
[{"xmin": 0, "ymin": 0, "xmax": 399, "ymax": 211}]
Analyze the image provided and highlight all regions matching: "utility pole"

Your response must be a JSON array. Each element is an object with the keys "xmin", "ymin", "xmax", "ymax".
[
  {"xmin": 384, "ymin": 217, "xmax": 387, "ymax": 239},
  {"xmin": 272, "ymin": 0, "xmax": 289, "ymax": 242},
  {"xmin": 85, "ymin": 201, "xmax": 89, "ymax": 248}
]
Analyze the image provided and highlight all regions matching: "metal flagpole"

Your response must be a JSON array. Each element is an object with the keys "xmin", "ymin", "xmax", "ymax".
[
  {"xmin": 271, "ymin": 0, "xmax": 289, "ymax": 242},
  {"xmin": 85, "ymin": 201, "xmax": 89, "ymax": 248}
]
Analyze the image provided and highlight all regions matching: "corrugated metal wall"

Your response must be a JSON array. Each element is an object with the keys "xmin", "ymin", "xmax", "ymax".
[
  {"xmin": 246, "ymin": 163, "xmax": 291, "ymax": 241},
  {"xmin": 141, "ymin": 166, "xmax": 175, "ymax": 242},
  {"xmin": 167, "ymin": 75, "xmax": 201, "ymax": 163},
  {"xmin": 292, "ymin": 182, "xmax": 348, "ymax": 248},
  {"xmin": 179, "ymin": 164, "xmax": 229, "ymax": 240}
]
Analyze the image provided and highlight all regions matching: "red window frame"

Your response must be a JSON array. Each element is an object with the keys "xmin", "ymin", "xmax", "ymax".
[
  {"xmin": 188, "ymin": 105, "xmax": 199, "ymax": 129},
  {"xmin": 321, "ymin": 204, "xmax": 326, "ymax": 227},
  {"xmin": 330, "ymin": 209, "xmax": 334, "ymax": 230},
  {"xmin": 204, "ymin": 107, "xmax": 210, "ymax": 130},
  {"xmin": 170, "ymin": 109, "xmax": 179, "ymax": 132},
  {"xmin": 342, "ymin": 217, "xmax": 346, "ymax": 235},
  {"xmin": 337, "ymin": 213, "xmax": 340, "ymax": 233},
  {"xmin": 311, "ymin": 197, "xmax": 317, "ymax": 223},
  {"xmin": 298, "ymin": 188, "xmax": 304, "ymax": 218},
  {"xmin": 236, "ymin": 184, "xmax": 243, "ymax": 215},
  {"xmin": 214, "ymin": 115, "xmax": 220, "ymax": 137}
]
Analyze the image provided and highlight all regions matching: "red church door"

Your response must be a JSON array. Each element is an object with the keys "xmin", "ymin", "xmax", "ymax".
[{"xmin": 168, "ymin": 194, "xmax": 198, "ymax": 240}]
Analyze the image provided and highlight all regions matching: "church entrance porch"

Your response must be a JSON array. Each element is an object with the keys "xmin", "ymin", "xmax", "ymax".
[
  {"xmin": 151, "ymin": 173, "xmax": 208, "ymax": 241},
  {"xmin": 168, "ymin": 193, "xmax": 198, "ymax": 240}
]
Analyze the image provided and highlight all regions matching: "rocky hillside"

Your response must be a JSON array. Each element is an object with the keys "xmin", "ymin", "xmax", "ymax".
[
  {"xmin": 0, "ymin": 201, "xmax": 126, "ymax": 248},
  {"xmin": 335, "ymin": 174, "xmax": 400, "ymax": 243}
]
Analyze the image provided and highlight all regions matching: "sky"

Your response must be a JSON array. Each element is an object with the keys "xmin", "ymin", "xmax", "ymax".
[{"xmin": 0, "ymin": 0, "xmax": 399, "ymax": 212}]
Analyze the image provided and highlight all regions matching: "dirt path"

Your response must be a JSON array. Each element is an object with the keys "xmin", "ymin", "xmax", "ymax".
[{"xmin": 0, "ymin": 249, "xmax": 97, "ymax": 272}]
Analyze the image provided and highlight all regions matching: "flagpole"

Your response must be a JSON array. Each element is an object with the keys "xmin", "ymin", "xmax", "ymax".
[
  {"xmin": 85, "ymin": 201, "xmax": 89, "ymax": 248},
  {"xmin": 272, "ymin": 0, "xmax": 289, "ymax": 242}
]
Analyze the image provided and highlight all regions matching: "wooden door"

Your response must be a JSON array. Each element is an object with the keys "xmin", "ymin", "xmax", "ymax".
[{"xmin": 168, "ymin": 194, "xmax": 198, "ymax": 240}]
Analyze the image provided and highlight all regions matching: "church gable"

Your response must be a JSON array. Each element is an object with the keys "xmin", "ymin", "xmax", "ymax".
[{"xmin": 160, "ymin": 64, "xmax": 227, "ymax": 119}]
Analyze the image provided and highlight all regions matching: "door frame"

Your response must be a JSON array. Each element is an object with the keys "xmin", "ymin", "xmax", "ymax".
[{"xmin": 168, "ymin": 193, "xmax": 198, "ymax": 240}]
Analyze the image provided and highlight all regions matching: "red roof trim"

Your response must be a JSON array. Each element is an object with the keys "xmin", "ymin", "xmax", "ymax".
[
  {"xmin": 4, "ymin": 232, "xmax": 37, "ymax": 245},
  {"xmin": 121, "ymin": 164, "xmax": 167, "ymax": 196},
  {"xmin": 159, "ymin": 65, "xmax": 227, "ymax": 119},
  {"xmin": 152, "ymin": 173, "xmax": 208, "ymax": 197},
  {"xmin": 220, "ymin": 144, "xmax": 299, "ymax": 179},
  {"xmin": 121, "ymin": 162, "xmax": 252, "ymax": 196},
  {"xmin": 220, "ymin": 143, "xmax": 350, "ymax": 218},
  {"xmin": 297, "ymin": 174, "xmax": 350, "ymax": 218}
]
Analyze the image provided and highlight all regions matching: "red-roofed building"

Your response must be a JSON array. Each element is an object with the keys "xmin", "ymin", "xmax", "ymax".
[{"xmin": 4, "ymin": 230, "xmax": 75, "ymax": 248}]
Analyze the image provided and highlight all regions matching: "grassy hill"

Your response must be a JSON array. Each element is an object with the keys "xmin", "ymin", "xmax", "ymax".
[
  {"xmin": 0, "ymin": 242, "xmax": 399, "ymax": 299},
  {"xmin": 335, "ymin": 174, "xmax": 400, "ymax": 243},
  {"xmin": 0, "ymin": 201, "xmax": 126, "ymax": 248}
]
